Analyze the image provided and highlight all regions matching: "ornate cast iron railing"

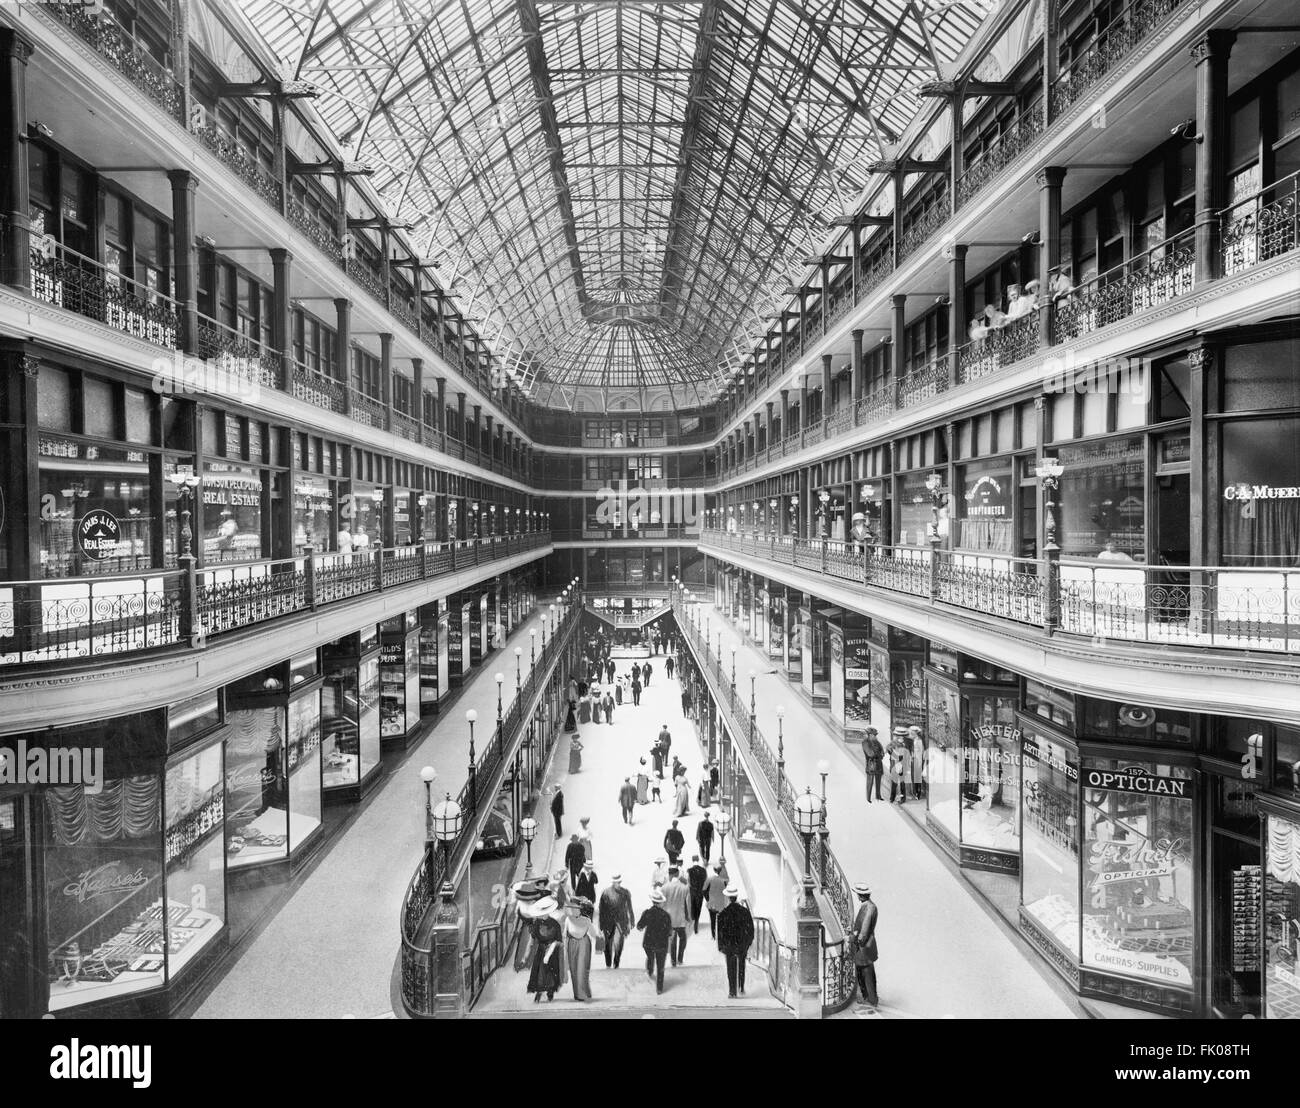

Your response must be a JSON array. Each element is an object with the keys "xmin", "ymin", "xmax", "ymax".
[
  {"xmin": 345, "ymin": 258, "xmax": 387, "ymax": 306},
  {"xmin": 1050, "ymin": 0, "xmax": 1187, "ymax": 116},
  {"xmin": 898, "ymin": 203, "xmax": 948, "ymax": 262},
  {"xmin": 1221, "ymin": 171, "xmax": 1300, "ymax": 276},
  {"xmin": 1053, "ymin": 234, "xmax": 1195, "ymax": 342},
  {"xmin": 289, "ymin": 360, "xmax": 347, "ymax": 413},
  {"xmin": 958, "ymin": 310, "xmax": 1042, "ymax": 383},
  {"xmin": 955, "ymin": 105, "xmax": 1045, "ymax": 209},
  {"xmin": 192, "ymin": 124, "xmax": 282, "ymax": 210},
  {"xmin": 897, "ymin": 355, "xmax": 949, "ymax": 408},
  {"xmin": 287, "ymin": 199, "xmax": 344, "ymax": 260},
  {"xmin": 196, "ymin": 314, "xmax": 283, "ymax": 390}
]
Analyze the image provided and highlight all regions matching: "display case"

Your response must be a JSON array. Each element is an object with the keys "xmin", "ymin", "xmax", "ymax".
[
  {"xmin": 1019, "ymin": 723, "xmax": 1081, "ymax": 962},
  {"xmin": 730, "ymin": 753, "xmax": 778, "ymax": 853},
  {"xmin": 320, "ymin": 629, "xmax": 382, "ymax": 800},
  {"xmin": 379, "ymin": 611, "xmax": 422, "ymax": 745},
  {"xmin": 418, "ymin": 599, "xmax": 448, "ymax": 715},
  {"xmin": 1264, "ymin": 809, "xmax": 1300, "ymax": 1019}
]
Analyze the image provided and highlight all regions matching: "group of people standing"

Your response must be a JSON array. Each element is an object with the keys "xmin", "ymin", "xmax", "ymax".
[{"xmin": 860, "ymin": 725, "xmax": 927, "ymax": 803}]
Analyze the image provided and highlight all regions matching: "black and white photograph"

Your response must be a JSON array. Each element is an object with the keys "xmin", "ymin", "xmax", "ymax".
[{"xmin": 0, "ymin": 0, "xmax": 1295, "ymax": 1085}]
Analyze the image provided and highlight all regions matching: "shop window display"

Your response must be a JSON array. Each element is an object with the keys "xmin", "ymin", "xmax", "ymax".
[
  {"xmin": 1265, "ymin": 814, "xmax": 1300, "ymax": 1019},
  {"xmin": 925, "ymin": 679, "xmax": 961, "ymax": 839},
  {"xmin": 286, "ymin": 694, "xmax": 323, "ymax": 855},
  {"xmin": 1021, "ymin": 733, "xmax": 1081, "ymax": 958},
  {"xmin": 960, "ymin": 694, "xmax": 1020, "ymax": 855},
  {"xmin": 201, "ymin": 462, "xmax": 263, "ymax": 563},
  {"xmin": 1081, "ymin": 758, "xmax": 1194, "ymax": 988},
  {"xmin": 224, "ymin": 707, "xmax": 288, "ymax": 868},
  {"xmin": 322, "ymin": 655, "xmax": 380, "ymax": 789},
  {"xmin": 292, "ymin": 474, "xmax": 335, "ymax": 553},
  {"xmin": 162, "ymin": 740, "xmax": 225, "ymax": 982},
  {"xmin": 1056, "ymin": 435, "xmax": 1145, "ymax": 559},
  {"xmin": 731, "ymin": 758, "xmax": 776, "ymax": 851},
  {"xmin": 44, "ymin": 775, "xmax": 165, "ymax": 1011}
]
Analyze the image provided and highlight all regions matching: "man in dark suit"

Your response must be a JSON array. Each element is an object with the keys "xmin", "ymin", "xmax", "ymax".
[
  {"xmin": 631, "ymin": 673, "xmax": 642, "ymax": 706},
  {"xmin": 686, "ymin": 855, "xmax": 709, "ymax": 934},
  {"xmin": 851, "ymin": 883, "xmax": 879, "ymax": 1009},
  {"xmin": 657, "ymin": 724, "xmax": 672, "ymax": 761},
  {"xmin": 598, "ymin": 874, "xmax": 635, "ymax": 968},
  {"xmin": 605, "ymin": 658, "xmax": 616, "ymax": 685},
  {"xmin": 564, "ymin": 833, "xmax": 586, "ymax": 889},
  {"xmin": 642, "ymin": 661, "xmax": 652, "ymax": 686},
  {"xmin": 637, "ymin": 889, "xmax": 673, "ymax": 994},
  {"xmin": 618, "ymin": 777, "xmax": 638, "ymax": 824},
  {"xmin": 575, "ymin": 860, "xmax": 598, "ymax": 910},
  {"xmin": 663, "ymin": 819, "xmax": 685, "ymax": 867},
  {"xmin": 716, "ymin": 887, "xmax": 755, "ymax": 998},
  {"xmin": 696, "ymin": 810, "xmax": 715, "ymax": 865},
  {"xmin": 551, "ymin": 786, "xmax": 565, "ymax": 836}
]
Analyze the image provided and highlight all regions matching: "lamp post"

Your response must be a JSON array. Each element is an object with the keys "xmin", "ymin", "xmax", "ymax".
[
  {"xmin": 167, "ymin": 467, "xmax": 202, "ymax": 560},
  {"xmin": 540, "ymin": 612, "xmax": 548, "ymax": 649},
  {"xmin": 529, "ymin": 627, "xmax": 537, "ymax": 666},
  {"xmin": 431, "ymin": 791, "xmax": 462, "ymax": 876},
  {"xmin": 495, "ymin": 672, "xmax": 504, "ymax": 729},
  {"xmin": 789, "ymin": 494, "xmax": 799, "ymax": 539},
  {"xmin": 776, "ymin": 705, "xmax": 786, "ymax": 794},
  {"xmin": 715, "ymin": 807, "xmax": 732, "ymax": 863},
  {"xmin": 768, "ymin": 498, "xmax": 777, "ymax": 540},
  {"xmin": 514, "ymin": 646, "xmax": 523, "ymax": 691},
  {"xmin": 466, "ymin": 709, "xmax": 478, "ymax": 815},
  {"xmin": 730, "ymin": 647, "xmax": 737, "ymax": 696},
  {"xmin": 817, "ymin": 489, "xmax": 830, "ymax": 539},
  {"xmin": 420, "ymin": 765, "xmax": 437, "ymax": 848},
  {"xmin": 1036, "ymin": 457, "xmax": 1065, "ymax": 632},
  {"xmin": 519, "ymin": 816, "xmax": 538, "ymax": 877},
  {"xmin": 749, "ymin": 669, "xmax": 757, "ymax": 720},
  {"xmin": 488, "ymin": 503, "xmax": 496, "ymax": 537},
  {"xmin": 924, "ymin": 471, "xmax": 946, "ymax": 548},
  {"xmin": 815, "ymin": 762, "xmax": 831, "ymax": 885},
  {"xmin": 794, "ymin": 787, "xmax": 821, "ymax": 901}
]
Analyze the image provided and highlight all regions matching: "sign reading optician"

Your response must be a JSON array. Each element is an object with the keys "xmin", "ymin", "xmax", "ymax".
[
  {"xmin": 77, "ymin": 509, "xmax": 121, "ymax": 560},
  {"xmin": 1083, "ymin": 765, "xmax": 1190, "ymax": 798}
]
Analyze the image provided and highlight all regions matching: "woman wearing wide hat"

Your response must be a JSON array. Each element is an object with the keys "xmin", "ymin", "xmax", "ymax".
[
  {"xmin": 525, "ymin": 896, "xmax": 565, "ymax": 1002},
  {"xmin": 563, "ymin": 898, "xmax": 595, "ymax": 1001},
  {"xmin": 513, "ymin": 878, "xmax": 552, "ymax": 971}
]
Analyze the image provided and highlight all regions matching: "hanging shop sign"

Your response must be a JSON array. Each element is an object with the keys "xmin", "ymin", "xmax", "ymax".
[{"xmin": 77, "ymin": 509, "xmax": 121, "ymax": 560}]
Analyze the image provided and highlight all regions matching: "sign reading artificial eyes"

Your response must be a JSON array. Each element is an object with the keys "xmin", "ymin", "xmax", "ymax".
[{"xmin": 77, "ymin": 510, "xmax": 121, "ymax": 560}]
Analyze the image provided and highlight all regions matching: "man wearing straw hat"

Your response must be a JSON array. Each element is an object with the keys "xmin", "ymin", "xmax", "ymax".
[
  {"xmin": 851, "ymin": 883, "xmax": 879, "ymax": 1009},
  {"xmin": 637, "ymin": 888, "xmax": 673, "ymax": 994}
]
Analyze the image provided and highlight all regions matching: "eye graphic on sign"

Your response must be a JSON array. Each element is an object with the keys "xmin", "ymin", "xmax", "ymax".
[{"xmin": 1118, "ymin": 705, "xmax": 1155, "ymax": 729}]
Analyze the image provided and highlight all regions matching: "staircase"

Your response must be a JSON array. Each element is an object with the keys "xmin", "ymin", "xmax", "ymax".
[
  {"xmin": 469, "ymin": 964, "xmax": 791, "ymax": 1018},
  {"xmin": 586, "ymin": 600, "xmax": 672, "ymax": 629}
]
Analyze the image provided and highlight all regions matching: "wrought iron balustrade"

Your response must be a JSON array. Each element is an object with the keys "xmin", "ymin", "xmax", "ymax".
[
  {"xmin": 191, "ymin": 124, "xmax": 282, "ymax": 210},
  {"xmin": 898, "ymin": 204, "xmax": 948, "ymax": 262},
  {"xmin": 935, "ymin": 553, "xmax": 1043, "ymax": 625},
  {"xmin": 897, "ymin": 356, "xmax": 949, "ymax": 408},
  {"xmin": 196, "ymin": 559, "xmax": 308, "ymax": 635},
  {"xmin": 1050, "ymin": 0, "xmax": 1187, "ymax": 116},
  {"xmin": 345, "ymin": 258, "xmax": 388, "ymax": 305},
  {"xmin": 955, "ymin": 105, "xmax": 1045, "ymax": 209},
  {"xmin": 1222, "ymin": 171, "xmax": 1300, "ymax": 276},
  {"xmin": 26, "ymin": 230, "xmax": 180, "ymax": 349},
  {"xmin": 855, "ymin": 389, "xmax": 893, "ymax": 425},
  {"xmin": 286, "ymin": 199, "xmax": 344, "ymax": 261},
  {"xmin": 347, "ymin": 389, "xmax": 388, "ymax": 429},
  {"xmin": 388, "ymin": 298, "xmax": 419, "ymax": 337},
  {"xmin": 958, "ymin": 310, "xmax": 1042, "ymax": 383},
  {"xmin": 44, "ymin": 3, "xmax": 185, "ymax": 123},
  {"xmin": 1053, "ymin": 234, "xmax": 1195, "ymax": 342},
  {"xmin": 855, "ymin": 248, "xmax": 893, "ymax": 302},
  {"xmin": 196, "ymin": 315, "xmax": 283, "ymax": 390},
  {"xmin": 289, "ymin": 360, "xmax": 347, "ymax": 413},
  {"xmin": 391, "ymin": 410, "xmax": 422, "ymax": 443}
]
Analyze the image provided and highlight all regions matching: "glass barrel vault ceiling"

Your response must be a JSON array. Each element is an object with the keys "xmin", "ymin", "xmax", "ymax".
[{"xmin": 238, "ymin": 0, "xmax": 987, "ymax": 410}]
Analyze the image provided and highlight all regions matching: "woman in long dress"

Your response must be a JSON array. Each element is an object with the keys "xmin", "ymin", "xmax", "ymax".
[
  {"xmin": 568, "ymin": 736, "xmax": 584, "ymax": 774},
  {"xmin": 526, "ymin": 900, "xmax": 565, "ymax": 1002},
  {"xmin": 578, "ymin": 695, "xmax": 591, "ymax": 725},
  {"xmin": 563, "ymin": 901, "xmax": 594, "ymax": 1001},
  {"xmin": 636, "ymin": 758, "xmax": 650, "ymax": 804},
  {"xmin": 674, "ymin": 778, "xmax": 690, "ymax": 817},
  {"xmin": 591, "ymin": 692, "xmax": 602, "ymax": 725}
]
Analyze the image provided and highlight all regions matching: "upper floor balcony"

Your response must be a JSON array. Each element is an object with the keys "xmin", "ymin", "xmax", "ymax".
[
  {"xmin": 701, "ymin": 529, "xmax": 1300, "ymax": 658},
  {"xmin": 0, "ymin": 531, "xmax": 551, "ymax": 673}
]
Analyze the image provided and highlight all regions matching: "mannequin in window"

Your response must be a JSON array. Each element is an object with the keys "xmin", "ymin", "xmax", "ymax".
[
  {"xmin": 336, "ymin": 525, "xmax": 353, "ymax": 554},
  {"xmin": 216, "ymin": 509, "xmax": 238, "ymax": 557}
]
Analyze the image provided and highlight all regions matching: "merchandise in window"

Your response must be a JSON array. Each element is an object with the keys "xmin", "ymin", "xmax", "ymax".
[
  {"xmin": 201, "ymin": 462, "xmax": 263, "ymax": 563},
  {"xmin": 925, "ymin": 679, "xmax": 961, "ymax": 839},
  {"xmin": 322, "ymin": 655, "xmax": 380, "ymax": 788},
  {"xmin": 1021, "ymin": 732, "xmax": 1080, "ymax": 959},
  {"xmin": 285, "ymin": 694, "xmax": 323, "ymax": 853},
  {"xmin": 224, "ymin": 707, "xmax": 288, "ymax": 868},
  {"xmin": 162, "ymin": 741, "xmax": 226, "ymax": 982},
  {"xmin": 1265, "ymin": 814, "xmax": 1300, "ymax": 1019},
  {"xmin": 960, "ymin": 693, "xmax": 1020, "ymax": 854},
  {"xmin": 1081, "ymin": 758, "xmax": 1194, "ymax": 988},
  {"xmin": 1056, "ymin": 435, "xmax": 1145, "ymax": 559}
]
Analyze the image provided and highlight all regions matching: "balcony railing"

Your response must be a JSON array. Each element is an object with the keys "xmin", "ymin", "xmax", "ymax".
[
  {"xmin": 196, "ymin": 314, "xmax": 283, "ymax": 391},
  {"xmin": 289, "ymin": 359, "xmax": 347, "ymax": 413},
  {"xmin": 192, "ymin": 124, "xmax": 282, "ymax": 211},
  {"xmin": 699, "ymin": 530, "xmax": 1300, "ymax": 653},
  {"xmin": 391, "ymin": 410, "xmax": 422, "ymax": 443},
  {"xmin": 44, "ymin": 3, "xmax": 185, "ymax": 124},
  {"xmin": 348, "ymin": 389, "xmax": 388, "ymax": 429},
  {"xmin": 345, "ymin": 258, "xmax": 387, "ymax": 306},
  {"xmin": 286, "ymin": 199, "xmax": 344, "ymax": 261},
  {"xmin": 0, "ymin": 533, "xmax": 551, "ymax": 669},
  {"xmin": 896, "ymin": 355, "xmax": 949, "ymax": 409},
  {"xmin": 955, "ymin": 105, "xmax": 1045, "ymax": 210},
  {"xmin": 25, "ymin": 230, "xmax": 180, "ymax": 350},
  {"xmin": 1053, "ymin": 232, "xmax": 1195, "ymax": 342},
  {"xmin": 958, "ymin": 309, "xmax": 1043, "ymax": 383},
  {"xmin": 898, "ymin": 203, "xmax": 949, "ymax": 262},
  {"xmin": 1222, "ymin": 171, "xmax": 1300, "ymax": 277},
  {"xmin": 1051, "ymin": 0, "xmax": 1187, "ymax": 116}
]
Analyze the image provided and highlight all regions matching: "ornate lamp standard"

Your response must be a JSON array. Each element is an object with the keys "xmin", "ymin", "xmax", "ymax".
[
  {"xmin": 167, "ymin": 466, "xmax": 202, "ymax": 559},
  {"xmin": 1036, "ymin": 456, "xmax": 1065, "ymax": 631},
  {"xmin": 529, "ymin": 627, "xmax": 537, "ymax": 666},
  {"xmin": 816, "ymin": 758, "xmax": 831, "ymax": 884},
  {"xmin": 420, "ymin": 765, "xmax": 437, "ymax": 863},
  {"xmin": 465, "ymin": 709, "xmax": 478, "ymax": 815},
  {"xmin": 431, "ymin": 791, "xmax": 462, "ymax": 875},
  {"xmin": 514, "ymin": 646, "xmax": 523, "ymax": 691},
  {"xmin": 715, "ymin": 808, "xmax": 732, "ymax": 863},
  {"xmin": 495, "ymin": 672, "xmax": 505, "ymax": 729},
  {"xmin": 794, "ymin": 787, "xmax": 821, "ymax": 909},
  {"xmin": 776, "ymin": 705, "xmax": 786, "ymax": 795},
  {"xmin": 519, "ymin": 816, "xmax": 538, "ymax": 877}
]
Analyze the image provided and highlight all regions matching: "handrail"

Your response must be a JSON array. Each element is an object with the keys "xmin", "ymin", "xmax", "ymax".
[
  {"xmin": 699, "ymin": 530, "xmax": 1300, "ymax": 653},
  {"xmin": 0, "ymin": 532, "xmax": 552, "ymax": 669},
  {"xmin": 399, "ymin": 604, "xmax": 580, "ymax": 1016}
]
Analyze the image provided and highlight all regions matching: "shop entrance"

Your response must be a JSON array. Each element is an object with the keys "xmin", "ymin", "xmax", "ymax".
[{"xmin": 1153, "ymin": 472, "xmax": 1191, "ymax": 622}]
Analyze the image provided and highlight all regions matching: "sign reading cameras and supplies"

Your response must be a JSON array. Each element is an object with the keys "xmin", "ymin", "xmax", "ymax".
[{"xmin": 77, "ymin": 510, "xmax": 121, "ymax": 560}]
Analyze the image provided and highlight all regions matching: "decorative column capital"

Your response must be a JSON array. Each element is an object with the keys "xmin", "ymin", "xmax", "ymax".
[
  {"xmin": 21, "ymin": 353, "xmax": 39, "ymax": 379},
  {"xmin": 2, "ymin": 29, "xmax": 36, "ymax": 65},
  {"xmin": 1188, "ymin": 345, "xmax": 1214, "ymax": 371},
  {"xmin": 1190, "ymin": 29, "xmax": 1236, "ymax": 65},
  {"xmin": 1036, "ymin": 165, "xmax": 1067, "ymax": 189}
]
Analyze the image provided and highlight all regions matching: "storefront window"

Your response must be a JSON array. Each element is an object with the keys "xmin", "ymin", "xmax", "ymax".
[
  {"xmin": 1057, "ymin": 435, "xmax": 1145, "ymax": 559},
  {"xmin": 163, "ymin": 739, "xmax": 225, "ymax": 982},
  {"xmin": 956, "ymin": 462, "xmax": 1013, "ymax": 553},
  {"xmin": 292, "ymin": 474, "xmax": 334, "ymax": 553},
  {"xmin": 38, "ymin": 437, "xmax": 153, "ymax": 578},
  {"xmin": 225, "ymin": 707, "xmax": 288, "ymax": 868},
  {"xmin": 1081, "ymin": 758, "xmax": 1194, "ymax": 989},
  {"xmin": 44, "ymin": 774, "xmax": 164, "ymax": 1011},
  {"xmin": 961, "ymin": 694, "xmax": 1020, "ymax": 854},
  {"xmin": 897, "ymin": 472, "xmax": 946, "ymax": 547},
  {"xmin": 286, "ymin": 694, "xmax": 322, "ymax": 854},
  {"xmin": 731, "ymin": 756, "xmax": 776, "ymax": 851},
  {"xmin": 1265, "ymin": 813, "xmax": 1300, "ymax": 1019},
  {"xmin": 201, "ymin": 462, "xmax": 263, "ymax": 563},
  {"xmin": 322, "ymin": 655, "xmax": 380, "ymax": 789},
  {"xmin": 1021, "ymin": 732, "xmax": 1080, "ymax": 958},
  {"xmin": 926, "ymin": 678, "xmax": 961, "ymax": 839},
  {"xmin": 1221, "ymin": 418, "xmax": 1300, "ymax": 566}
]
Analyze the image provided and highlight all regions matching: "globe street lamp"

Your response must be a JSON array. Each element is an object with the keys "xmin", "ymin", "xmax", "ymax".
[
  {"xmin": 431, "ymin": 791, "xmax": 462, "ymax": 876},
  {"xmin": 794, "ymin": 786, "xmax": 821, "ymax": 887},
  {"xmin": 514, "ymin": 646, "xmax": 523, "ymax": 690},
  {"xmin": 167, "ymin": 467, "xmax": 202, "ymax": 560},
  {"xmin": 715, "ymin": 807, "xmax": 732, "ymax": 863},
  {"xmin": 519, "ymin": 816, "xmax": 538, "ymax": 877},
  {"xmin": 529, "ymin": 627, "xmax": 537, "ymax": 666},
  {"xmin": 420, "ymin": 765, "xmax": 437, "ymax": 845},
  {"xmin": 466, "ymin": 709, "xmax": 478, "ymax": 814},
  {"xmin": 495, "ymin": 672, "xmax": 505, "ymax": 728}
]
